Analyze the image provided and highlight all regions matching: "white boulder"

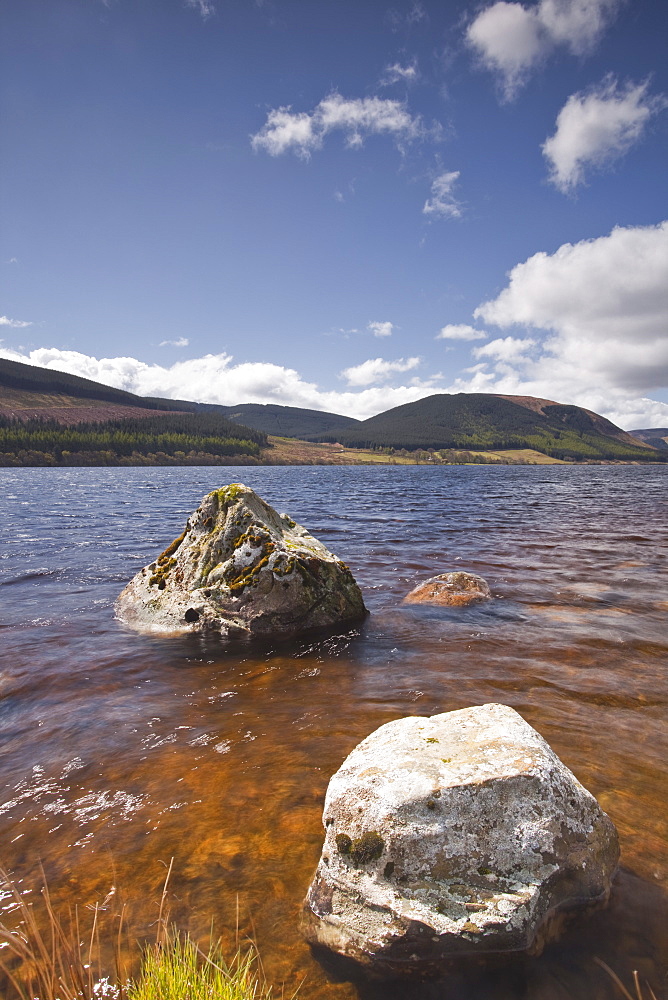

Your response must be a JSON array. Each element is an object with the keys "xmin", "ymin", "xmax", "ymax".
[
  {"xmin": 303, "ymin": 703, "xmax": 619, "ymax": 976},
  {"xmin": 116, "ymin": 483, "xmax": 367, "ymax": 637}
]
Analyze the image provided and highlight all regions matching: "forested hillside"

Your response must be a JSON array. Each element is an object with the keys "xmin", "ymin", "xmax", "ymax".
[
  {"xmin": 314, "ymin": 393, "xmax": 659, "ymax": 461},
  {"xmin": 0, "ymin": 412, "xmax": 266, "ymax": 466}
]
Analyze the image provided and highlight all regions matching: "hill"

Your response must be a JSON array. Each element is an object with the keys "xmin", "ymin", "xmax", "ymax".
[
  {"xmin": 0, "ymin": 357, "xmax": 197, "ymax": 416},
  {"xmin": 313, "ymin": 393, "xmax": 659, "ymax": 462},
  {"xmin": 629, "ymin": 428, "xmax": 668, "ymax": 450},
  {"xmin": 0, "ymin": 359, "xmax": 268, "ymax": 466},
  {"xmin": 0, "ymin": 359, "xmax": 357, "ymax": 438},
  {"xmin": 0, "ymin": 359, "xmax": 662, "ymax": 464},
  {"xmin": 211, "ymin": 403, "xmax": 358, "ymax": 438}
]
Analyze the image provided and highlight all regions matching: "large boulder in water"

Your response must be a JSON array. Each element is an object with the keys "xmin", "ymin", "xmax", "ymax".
[
  {"xmin": 303, "ymin": 703, "xmax": 619, "ymax": 978},
  {"xmin": 116, "ymin": 483, "xmax": 367, "ymax": 637}
]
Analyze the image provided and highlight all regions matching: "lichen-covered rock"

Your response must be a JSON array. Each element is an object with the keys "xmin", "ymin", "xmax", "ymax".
[
  {"xmin": 403, "ymin": 571, "xmax": 491, "ymax": 606},
  {"xmin": 116, "ymin": 483, "xmax": 367, "ymax": 637},
  {"xmin": 303, "ymin": 703, "xmax": 619, "ymax": 977}
]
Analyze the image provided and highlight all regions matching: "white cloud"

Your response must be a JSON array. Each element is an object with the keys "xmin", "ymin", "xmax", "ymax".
[
  {"xmin": 423, "ymin": 171, "xmax": 462, "ymax": 219},
  {"xmin": 462, "ymin": 221, "xmax": 668, "ymax": 426},
  {"xmin": 466, "ymin": 0, "xmax": 621, "ymax": 99},
  {"xmin": 159, "ymin": 337, "xmax": 190, "ymax": 348},
  {"xmin": 251, "ymin": 92, "xmax": 425, "ymax": 158},
  {"xmin": 368, "ymin": 320, "xmax": 394, "ymax": 338},
  {"xmin": 185, "ymin": 0, "xmax": 215, "ymax": 19},
  {"xmin": 0, "ymin": 315, "xmax": 32, "ymax": 328},
  {"xmin": 380, "ymin": 60, "xmax": 419, "ymax": 86},
  {"xmin": 473, "ymin": 336, "xmax": 536, "ymax": 361},
  {"xmin": 340, "ymin": 356, "xmax": 421, "ymax": 386},
  {"xmin": 0, "ymin": 346, "xmax": 443, "ymax": 421},
  {"xmin": 543, "ymin": 77, "xmax": 667, "ymax": 192},
  {"xmin": 436, "ymin": 324, "xmax": 487, "ymax": 341},
  {"xmin": 3, "ymin": 223, "xmax": 665, "ymax": 430},
  {"xmin": 251, "ymin": 108, "xmax": 319, "ymax": 158}
]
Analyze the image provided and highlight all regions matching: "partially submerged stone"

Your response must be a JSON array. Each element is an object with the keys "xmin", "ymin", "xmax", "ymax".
[
  {"xmin": 404, "ymin": 571, "xmax": 491, "ymax": 607},
  {"xmin": 116, "ymin": 483, "xmax": 367, "ymax": 637},
  {"xmin": 303, "ymin": 703, "xmax": 619, "ymax": 978}
]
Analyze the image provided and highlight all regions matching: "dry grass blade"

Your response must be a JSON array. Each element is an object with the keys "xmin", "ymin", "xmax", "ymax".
[
  {"xmin": 0, "ymin": 865, "xmax": 125, "ymax": 1000},
  {"xmin": 156, "ymin": 856, "xmax": 174, "ymax": 947},
  {"xmin": 594, "ymin": 957, "xmax": 659, "ymax": 1000},
  {"xmin": 0, "ymin": 863, "xmax": 300, "ymax": 1000}
]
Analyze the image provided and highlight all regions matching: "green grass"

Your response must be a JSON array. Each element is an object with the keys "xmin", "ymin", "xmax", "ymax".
[
  {"xmin": 0, "ymin": 863, "xmax": 286, "ymax": 1000},
  {"xmin": 128, "ymin": 928, "xmax": 269, "ymax": 1000}
]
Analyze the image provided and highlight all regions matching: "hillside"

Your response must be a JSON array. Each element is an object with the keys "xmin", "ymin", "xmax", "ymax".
[
  {"xmin": 0, "ymin": 357, "xmax": 198, "ymax": 416},
  {"xmin": 313, "ymin": 393, "xmax": 659, "ymax": 462},
  {"xmin": 0, "ymin": 359, "xmax": 357, "ymax": 439},
  {"xmin": 212, "ymin": 403, "xmax": 358, "ymax": 438},
  {"xmin": 0, "ymin": 360, "xmax": 269, "ymax": 466},
  {"xmin": 629, "ymin": 428, "xmax": 668, "ymax": 450},
  {"xmin": 0, "ymin": 359, "xmax": 662, "ymax": 464}
]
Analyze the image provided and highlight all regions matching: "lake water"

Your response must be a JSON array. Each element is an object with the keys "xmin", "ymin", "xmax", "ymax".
[{"xmin": 0, "ymin": 465, "xmax": 666, "ymax": 999}]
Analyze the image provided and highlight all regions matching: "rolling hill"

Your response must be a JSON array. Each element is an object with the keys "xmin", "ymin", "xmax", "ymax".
[
  {"xmin": 0, "ymin": 358, "xmax": 356, "ymax": 438},
  {"xmin": 0, "ymin": 359, "xmax": 662, "ymax": 463},
  {"xmin": 311, "ymin": 393, "xmax": 658, "ymax": 461},
  {"xmin": 629, "ymin": 428, "xmax": 668, "ymax": 450},
  {"xmin": 210, "ymin": 403, "xmax": 358, "ymax": 438}
]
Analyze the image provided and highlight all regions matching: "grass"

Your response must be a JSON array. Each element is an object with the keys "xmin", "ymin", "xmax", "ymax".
[
  {"xmin": 129, "ymin": 927, "xmax": 269, "ymax": 1000},
  {"xmin": 0, "ymin": 862, "xmax": 286, "ymax": 1000},
  {"xmin": 467, "ymin": 447, "xmax": 567, "ymax": 464},
  {"xmin": 594, "ymin": 957, "xmax": 659, "ymax": 1000}
]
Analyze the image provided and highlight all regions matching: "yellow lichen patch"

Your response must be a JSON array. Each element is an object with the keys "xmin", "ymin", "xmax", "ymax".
[
  {"xmin": 225, "ymin": 540, "xmax": 276, "ymax": 592},
  {"xmin": 149, "ymin": 557, "xmax": 177, "ymax": 589},
  {"xmin": 157, "ymin": 530, "xmax": 186, "ymax": 564},
  {"xmin": 215, "ymin": 484, "xmax": 245, "ymax": 507},
  {"xmin": 232, "ymin": 528, "xmax": 271, "ymax": 551}
]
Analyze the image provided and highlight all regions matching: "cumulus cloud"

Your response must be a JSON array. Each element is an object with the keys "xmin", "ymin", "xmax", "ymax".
[
  {"xmin": 0, "ymin": 346, "xmax": 444, "ymax": 421},
  {"xmin": 460, "ymin": 221, "xmax": 668, "ymax": 426},
  {"xmin": 251, "ymin": 92, "xmax": 426, "ymax": 158},
  {"xmin": 340, "ymin": 356, "xmax": 421, "ymax": 386},
  {"xmin": 473, "ymin": 336, "xmax": 536, "ymax": 361},
  {"xmin": 423, "ymin": 171, "xmax": 462, "ymax": 219},
  {"xmin": 0, "ymin": 315, "xmax": 32, "ymax": 328},
  {"xmin": 368, "ymin": 320, "xmax": 394, "ymax": 338},
  {"xmin": 543, "ymin": 77, "xmax": 667, "ymax": 192},
  {"xmin": 380, "ymin": 60, "xmax": 419, "ymax": 86},
  {"xmin": 159, "ymin": 337, "xmax": 190, "ymax": 348},
  {"xmin": 436, "ymin": 324, "xmax": 487, "ymax": 341},
  {"xmin": 467, "ymin": 0, "xmax": 621, "ymax": 99}
]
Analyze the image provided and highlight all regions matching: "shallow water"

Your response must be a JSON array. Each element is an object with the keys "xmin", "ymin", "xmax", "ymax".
[{"xmin": 0, "ymin": 465, "xmax": 666, "ymax": 999}]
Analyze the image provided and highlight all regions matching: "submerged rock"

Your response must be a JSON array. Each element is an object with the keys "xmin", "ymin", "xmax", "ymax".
[
  {"xmin": 116, "ymin": 483, "xmax": 367, "ymax": 637},
  {"xmin": 403, "ymin": 571, "xmax": 491, "ymax": 606},
  {"xmin": 303, "ymin": 703, "xmax": 619, "ymax": 978}
]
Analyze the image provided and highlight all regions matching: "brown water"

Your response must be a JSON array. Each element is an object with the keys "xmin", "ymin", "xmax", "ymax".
[{"xmin": 0, "ymin": 466, "xmax": 666, "ymax": 999}]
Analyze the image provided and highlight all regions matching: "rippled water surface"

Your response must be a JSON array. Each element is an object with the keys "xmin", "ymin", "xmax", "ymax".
[{"xmin": 0, "ymin": 466, "xmax": 666, "ymax": 999}]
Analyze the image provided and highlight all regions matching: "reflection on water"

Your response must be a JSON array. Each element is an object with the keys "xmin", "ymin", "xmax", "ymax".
[{"xmin": 0, "ymin": 465, "xmax": 666, "ymax": 998}]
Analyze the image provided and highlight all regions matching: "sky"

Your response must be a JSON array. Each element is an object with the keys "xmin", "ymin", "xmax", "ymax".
[{"xmin": 1, "ymin": 0, "xmax": 667, "ymax": 429}]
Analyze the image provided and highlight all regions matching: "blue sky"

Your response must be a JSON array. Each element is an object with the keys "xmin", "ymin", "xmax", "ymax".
[{"xmin": 1, "ymin": 0, "xmax": 667, "ymax": 428}]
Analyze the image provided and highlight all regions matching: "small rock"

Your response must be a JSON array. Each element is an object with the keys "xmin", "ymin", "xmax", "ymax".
[
  {"xmin": 404, "ymin": 571, "xmax": 491, "ymax": 606},
  {"xmin": 303, "ymin": 703, "xmax": 619, "ymax": 978},
  {"xmin": 116, "ymin": 483, "xmax": 367, "ymax": 637}
]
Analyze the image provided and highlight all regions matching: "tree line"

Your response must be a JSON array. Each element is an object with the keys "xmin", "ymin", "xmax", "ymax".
[{"xmin": 0, "ymin": 412, "xmax": 266, "ymax": 466}]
